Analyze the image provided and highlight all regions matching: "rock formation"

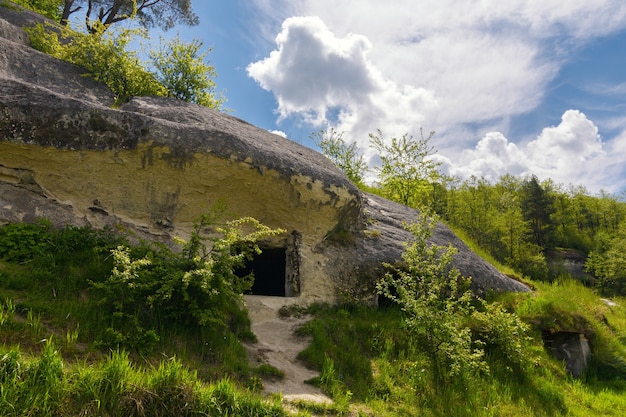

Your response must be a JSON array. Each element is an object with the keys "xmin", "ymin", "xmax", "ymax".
[
  {"xmin": 544, "ymin": 332, "xmax": 591, "ymax": 378},
  {"xmin": 0, "ymin": 3, "xmax": 529, "ymax": 304}
]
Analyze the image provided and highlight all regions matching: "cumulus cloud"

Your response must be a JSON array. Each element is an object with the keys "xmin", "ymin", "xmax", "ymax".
[
  {"xmin": 444, "ymin": 110, "xmax": 625, "ymax": 192},
  {"xmin": 248, "ymin": 0, "xmax": 626, "ymax": 134},
  {"xmin": 246, "ymin": 0, "xmax": 626, "ymax": 192},
  {"xmin": 269, "ymin": 130, "xmax": 287, "ymax": 138},
  {"xmin": 247, "ymin": 16, "xmax": 439, "ymax": 143}
]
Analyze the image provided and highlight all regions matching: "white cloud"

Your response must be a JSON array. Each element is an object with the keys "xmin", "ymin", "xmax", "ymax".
[
  {"xmin": 247, "ymin": 16, "xmax": 439, "ymax": 144},
  {"xmin": 445, "ymin": 110, "xmax": 626, "ymax": 192},
  {"xmin": 246, "ymin": 0, "xmax": 626, "ymax": 192},
  {"xmin": 269, "ymin": 130, "xmax": 287, "ymax": 138},
  {"xmin": 527, "ymin": 110, "xmax": 603, "ymax": 172}
]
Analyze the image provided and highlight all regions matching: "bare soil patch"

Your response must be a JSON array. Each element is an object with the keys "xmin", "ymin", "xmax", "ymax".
[{"xmin": 244, "ymin": 295, "xmax": 332, "ymax": 404}]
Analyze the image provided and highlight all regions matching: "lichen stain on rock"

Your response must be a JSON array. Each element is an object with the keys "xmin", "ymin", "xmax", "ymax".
[
  {"xmin": 0, "ymin": 140, "xmax": 356, "ymax": 242},
  {"xmin": 289, "ymin": 174, "xmax": 355, "ymax": 209}
]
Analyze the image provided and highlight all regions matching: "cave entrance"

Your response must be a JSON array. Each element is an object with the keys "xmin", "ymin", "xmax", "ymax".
[
  {"xmin": 239, "ymin": 231, "xmax": 301, "ymax": 297},
  {"xmin": 246, "ymin": 247, "xmax": 287, "ymax": 296}
]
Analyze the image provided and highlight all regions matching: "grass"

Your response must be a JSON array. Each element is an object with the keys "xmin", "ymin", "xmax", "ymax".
[
  {"xmin": 447, "ymin": 225, "xmax": 527, "ymax": 284},
  {"xmin": 293, "ymin": 285, "xmax": 626, "ymax": 416},
  {"xmin": 0, "ymin": 345, "xmax": 292, "ymax": 417},
  {"xmin": 2, "ymin": 221, "xmax": 626, "ymax": 415}
]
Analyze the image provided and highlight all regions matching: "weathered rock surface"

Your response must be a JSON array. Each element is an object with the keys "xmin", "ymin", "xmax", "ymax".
[
  {"xmin": 544, "ymin": 332, "xmax": 591, "ymax": 378},
  {"xmin": 332, "ymin": 193, "xmax": 531, "ymax": 297},
  {"xmin": 0, "ymin": 3, "xmax": 529, "ymax": 303}
]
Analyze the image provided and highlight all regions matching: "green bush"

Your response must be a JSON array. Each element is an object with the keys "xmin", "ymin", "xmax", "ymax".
[
  {"xmin": 89, "ymin": 209, "xmax": 284, "ymax": 355},
  {"xmin": 25, "ymin": 21, "xmax": 226, "ymax": 108},
  {"xmin": 150, "ymin": 35, "xmax": 225, "ymax": 109},
  {"xmin": 0, "ymin": 221, "xmax": 120, "ymax": 298},
  {"xmin": 6, "ymin": 0, "xmax": 62, "ymax": 20},
  {"xmin": 377, "ymin": 214, "xmax": 488, "ymax": 387},
  {"xmin": 26, "ymin": 22, "xmax": 167, "ymax": 103},
  {"xmin": 0, "ymin": 219, "xmax": 52, "ymax": 263}
]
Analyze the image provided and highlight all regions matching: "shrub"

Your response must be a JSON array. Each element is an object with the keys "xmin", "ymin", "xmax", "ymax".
[
  {"xmin": 377, "ymin": 213, "xmax": 487, "ymax": 387},
  {"xmin": 150, "ymin": 34, "xmax": 225, "ymax": 109},
  {"xmin": 0, "ymin": 219, "xmax": 52, "ymax": 263},
  {"xmin": 26, "ymin": 22, "xmax": 167, "ymax": 103},
  {"xmin": 89, "ymin": 208, "xmax": 285, "ymax": 355}
]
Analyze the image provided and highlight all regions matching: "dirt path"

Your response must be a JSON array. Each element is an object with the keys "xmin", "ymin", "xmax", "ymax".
[{"xmin": 244, "ymin": 295, "xmax": 332, "ymax": 404}]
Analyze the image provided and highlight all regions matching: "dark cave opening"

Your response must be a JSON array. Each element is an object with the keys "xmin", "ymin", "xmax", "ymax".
[{"xmin": 240, "ymin": 247, "xmax": 287, "ymax": 296}]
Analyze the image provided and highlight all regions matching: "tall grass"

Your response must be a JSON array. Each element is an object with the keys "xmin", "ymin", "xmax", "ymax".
[
  {"xmin": 296, "ymin": 296, "xmax": 626, "ymax": 417},
  {"xmin": 0, "ymin": 343, "xmax": 294, "ymax": 416},
  {"xmin": 2, "ymin": 222, "xmax": 626, "ymax": 415},
  {"xmin": 0, "ymin": 340, "xmax": 64, "ymax": 417}
]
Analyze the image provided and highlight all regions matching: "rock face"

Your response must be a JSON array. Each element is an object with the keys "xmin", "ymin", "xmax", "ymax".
[
  {"xmin": 544, "ymin": 332, "xmax": 591, "ymax": 378},
  {"xmin": 0, "ymin": 3, "xmax": 529, "ymax": 304}
]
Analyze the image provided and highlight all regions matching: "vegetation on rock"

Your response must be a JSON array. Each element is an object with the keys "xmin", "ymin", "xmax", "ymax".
[{"xmin": 10, "ymin": 0, "xmax": 223, "ymax": 107}]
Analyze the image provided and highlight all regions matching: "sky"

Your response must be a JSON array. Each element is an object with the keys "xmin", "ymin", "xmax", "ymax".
[{"xmin": 167, "ymin": 0, "xmax": 626, "ymax": 195}]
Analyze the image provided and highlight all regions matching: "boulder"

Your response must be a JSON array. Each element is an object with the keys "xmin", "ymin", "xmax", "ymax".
[
  {"xmin": 544, "ymin": 331, "xmax": 591, "ymax": 378},
  {"xmin": 0, "ymin": 4, "xmax": 529, "ymax": 304}
]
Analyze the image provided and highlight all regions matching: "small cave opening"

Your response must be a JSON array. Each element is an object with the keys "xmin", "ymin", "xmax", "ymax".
[{"xmin": 240, "ymin": 247, "xmax": 287, "ymax": 296}]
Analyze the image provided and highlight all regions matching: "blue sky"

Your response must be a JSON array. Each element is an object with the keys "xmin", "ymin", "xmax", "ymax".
[{"xmin": 165, "ymin": 1, "xmax": 626, "ymax": 195}]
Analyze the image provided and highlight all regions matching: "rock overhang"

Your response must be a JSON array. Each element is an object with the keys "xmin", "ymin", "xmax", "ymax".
[{"xmin": 0, "ymin": 4, "xmax": 529, "ymax": 303}]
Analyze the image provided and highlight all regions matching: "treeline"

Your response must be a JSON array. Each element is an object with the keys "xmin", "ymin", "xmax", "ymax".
[
  {"xmin": 313, "ymin": 128, "xmax": 626, "ymax": 293},
  {"xmin": 434, "ymin": 175, "xmax": 625, "ymax": 286}
]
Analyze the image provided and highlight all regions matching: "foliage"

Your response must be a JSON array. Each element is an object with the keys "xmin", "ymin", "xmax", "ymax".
[
  {"xmin": 369, "ymin": 128, "xmax": 441, "ymax": 207},
  {"xmin": 150, "ymin": 34, "xmax": 225, "ymax": 109},
  {"xmin": 310, "ymin": 127, "xmax": 367, "ymax": 185},
  {"xmin": 2, "ymin": 219, "xmax": 626, "ymax": 415},
  {"xmin": 0, "ymin": 220, "xmax": 120, "ymax": 298},
  {"xmin": 0, "ymin": 218, "xmax": 53, "ymax": 263},
  {"xmin": 470, "ymin": 301, "xmax": 530, "ymax": 367},
  {"xmin": 521, "ymin": 175, "xmax": 556, "ymax": 248},
  {"xmin": 26, "ymin": 21, "xmax": 167, "ymax": 103},
  {"xmin": 441, "ymin": 174, "xmax": 626, "ymax": 285},
  {"xmin": 586, "ymin": 221, "xmax": 626, "ymax": 294},
  {"xmin": 89, "ymin": 207, "xmax": 285, "ymax": 355},
  {"xmin": 59, "ymin": 0, "xmax": 198, "ymax": 33},
  {"xmin": 299, "ymin": 300, "xmax": 575, "ymax": 417},
  {"xmin": 516, "ymin": 279, "xmax": 626, "ymax": 380},
  {"xmin": 0, "ymin": 344, "xmax": 291, "ymax": 416},
  {"xmin": 7, "ymin": 0, "xmax": 62, "ymax": 20},
  {"xmin": 377, "ymin": 213, "xmax": 488, "ymax": 386},
  {"xmin": 26, "ymin": 21, "xmax": 224, "ymax": 107}
]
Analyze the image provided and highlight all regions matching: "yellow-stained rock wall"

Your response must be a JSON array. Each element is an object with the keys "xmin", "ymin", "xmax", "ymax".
[{"xmin": 0, "ymin": 140, "xmax": 359, "ymax": 303}]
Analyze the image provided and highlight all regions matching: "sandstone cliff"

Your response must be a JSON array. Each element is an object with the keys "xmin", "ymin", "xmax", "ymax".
[{"xmin": 0, "ymin": 3, "xmax": 529, "ymax": 303}]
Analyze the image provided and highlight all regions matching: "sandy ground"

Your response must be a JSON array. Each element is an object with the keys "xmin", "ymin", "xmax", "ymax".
[{"xmin": 244, "ymin": 295, "xmax": 332, "ymax": 404}]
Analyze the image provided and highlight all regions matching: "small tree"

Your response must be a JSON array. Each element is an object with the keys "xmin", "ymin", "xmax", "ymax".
[
  {"xmin": 520, "ymin": 175, "xmax": 556, "ymax": 248},
  {"xmin": 369, "ymin": 128, "xmax": 441, "ymax": 208},
  {"xmin": 310, "ymin": 127, "xmax": 367, "ymax": 185},
  {"xmin": 377, "ymin": 212, "xmax": 530, "ymax": 388},
  {"xmin": 90, "ymin": 207, "xmax": 285, "ymax": 354},
  {"xmin": 150, "ymin": 35, "xmax": 225, "ymax": 109},
  {"xmin": 377, "ymin": 213, "xmax": 486, "ymax": 386},
  {"xmin": 586, "ymin": 221, "xmax": 626, "ymax": 295}
]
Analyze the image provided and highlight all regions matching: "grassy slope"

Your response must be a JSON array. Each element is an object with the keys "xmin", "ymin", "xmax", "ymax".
[{"xmin": 0, "ymin": 222, "xmax": 625, "ymax": 416}]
